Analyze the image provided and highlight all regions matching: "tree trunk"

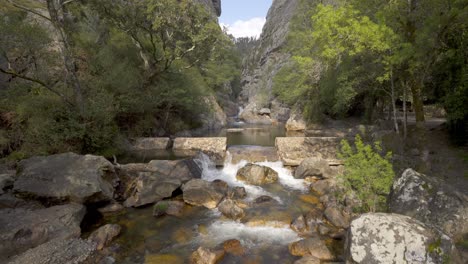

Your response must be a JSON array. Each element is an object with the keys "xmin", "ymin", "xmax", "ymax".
[
  {"xmin": 390, "ymin": 69, "xmax": 399, "ymax": 134},
  {"xmin": 403, "ymin": 82, "xmax": 408, "ymax": 139},
  {"xmin": 410, "ymin": 80, "xmax": 425, "ymax": 126}
]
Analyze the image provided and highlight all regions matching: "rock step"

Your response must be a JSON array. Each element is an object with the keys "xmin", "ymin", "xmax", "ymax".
[
  {"xmin": 227, "ymin": 146, "xmax": 278, "ymax": 164},
  {"xmin": 275, "ymin": 137, "xmax": 342, "ymax": 166}
]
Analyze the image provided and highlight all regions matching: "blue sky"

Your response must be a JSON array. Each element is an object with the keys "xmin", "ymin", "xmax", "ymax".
[{"xmin": 219, "ymin": 0, "xmax": 273, "ymax": 38}]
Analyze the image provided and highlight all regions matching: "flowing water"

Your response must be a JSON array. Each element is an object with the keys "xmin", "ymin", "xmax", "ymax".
[{"xmin": 103, "ymin": 124, "xmax": 342, "ymax": 263}]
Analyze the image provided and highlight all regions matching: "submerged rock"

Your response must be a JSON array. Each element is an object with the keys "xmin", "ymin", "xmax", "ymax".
[
  {"xmin": 13, "ymin": 152, "xmax": 117, "ymax": 203},
  {"xmin": 182, "ymin": 179, "xmax": 226, "ymax": 209},
  {"xmin": 289, "ymin": 237, "xmax": 334, "ymax": 260},
  {"xmin": 222, "ymin": 239, "xmax": 245, "ymax": 256},
  {"xmin": 7, "ymin": 238, "xmax": 96, "ymax": 264},
  {"xmin": 0, "ymin": 203, "xmax": 85, "ymax": 261},
  {"xmin": 346, "ymin": 213, "xmax": 456, "ymax": 263},
  {"xmin": 190, "ymin": 246, "xmax": 225, "ymax": 264},
  {"xmin": 153, "ymin": 200, "xmax": 185, "ymax": 217},
  {"xmin": 218, "ymin": 199, "xmax": 245, "ymax": 220},
  {"xmin": 389, "ymin": 168, "xmax": 468, "ymax": 240},
  {"xmin": 236, "ymin": 164, "xmax": 278, "ymax": 185},
  {"xmin": 88, "ymin": 224, "xmax": 121, "ymax": 250},
  {"xmin": 97, "ymin": 202, "xmax": 124, "ymax": 214}
]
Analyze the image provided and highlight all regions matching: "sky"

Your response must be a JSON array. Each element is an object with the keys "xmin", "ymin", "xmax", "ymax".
[{"xmin": 219, "ymin": 0, "xmax": 273, "ymax": 39}]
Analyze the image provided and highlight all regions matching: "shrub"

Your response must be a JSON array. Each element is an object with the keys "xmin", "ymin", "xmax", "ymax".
[{"xmin": 338, "ymin": 134, "xmax": 395, "ymax": 212}]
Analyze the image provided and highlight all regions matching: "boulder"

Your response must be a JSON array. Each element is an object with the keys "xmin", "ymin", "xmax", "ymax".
[
  {"xmin": 0, "ymin": 193, "xmax": 44, "ymax": 210},
  {"xmin": 0, "ymin": 203, "xmax": 85, "ymax": 260},
  {"xmin": 153, "ymin": 200, "xmax": 185, "ymax": 217},
  {"xmin": 8, "ymin": 238, "xmax": 96, "ymax": 264},
  {"xmin": 182, "ymin": 179, "xmax": 226, "ymax": 209},
  {"xmin": 227, "ymin": 186, "xmax": 247, "ymax": 200},
  {"xmin": 173, "ymin": 137, "xmax": 227, "ymax": 165},
  {"xmin": 124, "ymin": 172, "xmax": 182, "ymax": 207},
  {"xmin": 13, "ymin": 153, "xmax": 117, "ymax": 203},
  {"xmin": 291, "ymin": 209, "xmax": 323, "ymax": 236},
  {"xmin": 324, "ymin": 206, "xmax": 350, "ymax": 229},
  {"xmin": 275, "ymin": 137, "xmax": 340, "ymax": 166},
  {"xmin": 311, "ymin": 179, "xmax": 338, "ymax": 196},
  {"xmin": 389, "ymin": 169, "xmax": 468, "ymax": 240},
  {"xmin": 88, "ymin": 224, "xmax": 121, "ymax": 250},
  {"xmin": 294, "ymin": 157, "xmax": 331, "ymax": 179},
  {"xmin": 218, "ymin": 199, "xmax": 245, "ymax": 220},
  {"xmin": 97, "ymin": 203, "xmax": 124, "ymax": 214},
  {"xmin": 119, "ymin": 159, "xmax": 198, "ymax": 183},
  {"xmin": 285, "ymin": 113, "xmax": 306, "ymax": 131},
  {"xmin": 259, "ymin": 108, "xmax": 271, "ymax": 115},
  {"xmin": 190, "ymin": 246, "xmax": 225, "ymax": 264},
  {"xmin": 288, "ymin": 237, "xmax": 334, "ymax": 260},
  {"xmin": 294, "ymin": 256, "xmax": 320, "ymax": 264},
  {"xmin": 227, "ymin": 146, "xmax": 278, "ymax": 164},
  {"xmin": 0, "ymin": 172, "xmax": 14, "ymax": 194},
  {"xmin": 271, "ymin": 99, "xmax": 291, "ymax": 122},
  {"xmin": 236, "ymin": 164, "xmax": 278, "ymax": 185},
  {"xmin": 222, "ymin": 239, "xmax": 245, "ymax": 256},
  {"xmin": 131, "ymin": 137, "xmax": 171, "ymax": 150},
  {"xmin": 239, "ymin": 103, "xmax": 273, "ymax": 125},
  {"xmin": 346, "ymin": 213, "xmax": 456, "ymax": 263}
]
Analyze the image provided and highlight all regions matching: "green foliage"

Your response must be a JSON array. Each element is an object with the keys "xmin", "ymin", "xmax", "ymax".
[{"xmin": 338, "ymin": 135, "xmax": 395, "ymax": 212}]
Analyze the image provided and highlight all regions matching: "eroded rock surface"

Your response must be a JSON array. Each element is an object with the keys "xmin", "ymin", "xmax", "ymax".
[
  {"xmin": 182, "ymin": 179, "xmax": 227, "ymax": 209},
  {"xmin": 88, "ymin": 224, "xmax": 121, "ymax": 250},
  {"xmin": 236, "ymin": 164, "xmax": 278, "ymax": 185},
  {"xmin": 124, "ymin": 172, "xmax": 181, "ymax": 207}
]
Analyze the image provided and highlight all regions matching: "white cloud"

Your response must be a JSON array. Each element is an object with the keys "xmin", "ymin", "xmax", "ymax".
[{"xmin": 220, "ymin": 17, "xmax": 266, "ymax": 38}]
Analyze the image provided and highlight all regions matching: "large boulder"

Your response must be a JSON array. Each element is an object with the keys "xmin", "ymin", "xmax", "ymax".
[
  {"xmin": 227, "ymin": 146, "xmax": 278, "ymax": 164},
  {"xmin": 218, "ymin": 199, "xmax": 245, "ymax": 220},
  {"xmin": 288, "ymin": 237, "xmax": 334, "ymax": 260},
  {"xmin": 285, "ymin": 112, "xmax": 306, "ymax": 131},
  {"xmin": 294, "ymin": 157, "xmax": 331, "ymax": 179},
  {"xmin": 7, "ymin": 238, "xmax": 96, "ymax": 264},
  {"xmin": 131, "ymin": 137, "xmax": 171, "ymax": 150},
  {"xmin": 173, "ymin": 137, "xmax": 227, "ymax": 165},
  {"xmin": 123, "ymin": 172, "xmax": 182, "ymax": 207},
  {"xmin": 346, "ymin": 213, "xmax": 456, "ymax": 263},
  {"xmin": 182, "ymin": 179, "xmax": 227, "ymax": 209},
  {"xmin": 13, "ymin": 153, "xmax": 117, "ymax": 203},
  {"xmin": 0, "ymin": 203, "xmax": 85, "ymax": 261},
  {"xmin": 236, "ymin": 164, "xmax": 278, "ymax": 185},
  {"xmin": 275, "ymin": 137, "xmax": 340, "ymax": 166},
  {"xmin": 389, "ymin": 169, "xmax": 468, "ymax": 240},
  {"xmin": 239, "ymin": 103, "xmax": 273, "ymax": 125}
]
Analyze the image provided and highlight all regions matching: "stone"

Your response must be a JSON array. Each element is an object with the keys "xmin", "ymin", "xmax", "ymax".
[
  {"xmin": 0, "ymin": 172, "xmax": 14, "ymax": 194},
  {"xmin": 259, "ymin": 108, "xmax": 271, "ymax": 115},
  {"xmin": 153, "ymin": 200, "xmax": 185, "ymax": 217},
  {"xmin": 239, "ymin": 104, "xmax": 273, "ymax": 124},
  {"xmin": 227, "ymin": 186, "xmax": 247, "ymax": 200},
  {"xmin": 294, "ymin": 256, "xmax": 321, "ymax": 264},
  {"xmin": 0, "ymin": 193, "xmax": 44, "ymax": 210},
  {"xmin": 13, "ymin": 152, "xmax": 117, "ymax": 203},
  {"xmin": 286, "ymin": 113, "xmax": 306, "ymax": 131},
  {"xmin": 346, "ymin": 213, "xmax": 456, "ymax": 263},
  {"xmin": 227, "ymin": 146, "xmax": 278, "ymax": 164},
  {"xmin": 190, "ymin": 247, "xmax": 225, "ymax": 264},
  {"xmin": 288, "ymin": 237, "xmax": 334, "ymax": 260},
  {"xmin": 218, "ymin": 199, "xmax": 245, "ymax": 220},
  {"xmin": 311, "ymin": 179, "xmax": 337, "ymax": 196},
  {"xmin": 173, "ymin": 137, "xmax": 227, "ymax": 165},
  {"xmin": 182, "ymin": 179, "xmax": 226, "ymax": 209},
  {"xmin": 294, "ymin": 157, "xmax": 331, "ymax": 179},
  {"xmin": 389, "ymin": 168, "xmax": 468, "ymax": 240},
  {"xmin": 0, "ymin": 203, "xmax": 85, "ymax": 260},
  {"xmin": 145, "ymin": 254, "xmax": 183, "ymax": 264},
  {"xmin": 275, "ymin": 137, "xmax": 340, "ymax": 166},
  {"xmin": 88, "ymin": 224, "xmax": 121, "ymax": 250},
  {"xmin": 98, "ymin": 203, "xmax": 124, "ymax": 214},
  {"xmin": 124, "ymin": 172, "xmax": 182, "ymax": 207},
  {"xmin": 131, "ymin": 137, "xmax": 171, "ymax": 150},
  {"xmin": 7, "ymin": 238, "xmax": 96, "ymax": 264},
  {"xmin": 253, "ymin": 195, "xmax": 276, "ymax": 204},
  {"xmin": 236, "ymin": 164, "xmax": 278, "ymax": 185},
  {"xmin": 223, "ymin": 239, "xmax": 245, "ymax": 256},
  {"xmin": 324, "ymin": 206, "xmax": 350, "ymax": 229},
  {"xmin": 291, "ymin": 209, "xmax": 322, "ymax": 236}
]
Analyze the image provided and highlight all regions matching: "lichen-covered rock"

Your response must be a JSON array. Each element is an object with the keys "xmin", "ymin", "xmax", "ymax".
[
  {"xmin": 346, "ymin": 213, "xmax": 455, "ymax": 263},
  {"xmin": 13, "ymin": 153, "xmax": 117, "ymax": 203},
  {"xmin": 0, "ymin": 203, "xmax": 85, "ymax": 261},
  {"xmin": 7, "ymin": 238, "xmax": 96, "ymax": 264},
  {"xmin": 236, "ymin": 164, "xmax": 278, "ymax": 185},
  {"xmin": 182, "ymin": 179, "xmax": 227, "ymax": 209},
  {"xmin": 389, "ymin": 169, "xmax": 468, "ymax": 240},
  {"xmin": 275, "ymin": 137, "xmax": 340, "ymax": 166},
  {"xmin": 288, "ymin": 237, "xmax": 334, "ymax": 260},
  {"xmin": 190, "ymin": 246, "xmax": 225, "ymax": 264},
  {"xmin": 88, "ymin": 224, "xmax": 121, "ymax": 250},
  {"xmin": 218, "ymin": 199, "xmax": 245, "ymax": 220}
]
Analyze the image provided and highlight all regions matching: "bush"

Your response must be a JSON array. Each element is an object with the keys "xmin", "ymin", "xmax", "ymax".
[{"xmin": 338, "ymin": 134, "xmax": 395, "ymax": 212}]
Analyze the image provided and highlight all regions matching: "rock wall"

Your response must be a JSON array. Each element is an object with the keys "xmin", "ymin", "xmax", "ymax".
[
  {"xmin": 196, "ymin": 0, "xmax": 222, "ymax": 17},
  {"xmin": 239, "ymin": 0, "xmax": 300, "ymax": 123}
]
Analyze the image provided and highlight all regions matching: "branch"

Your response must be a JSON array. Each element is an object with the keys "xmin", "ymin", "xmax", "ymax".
[
  {"xmin": 61, "ymin": 0, "xmax": 80, "ymax": 7},
  {"xmin": 7, "ymin": 0, "xmax": 52, "ymax": 22},
  {"xmin": 0, "ymin": 67, "xmax": 74, "ymax": 107}
]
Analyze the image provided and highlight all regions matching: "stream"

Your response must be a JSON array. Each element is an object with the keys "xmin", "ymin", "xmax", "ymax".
[{"xmin": 101, "ymin": 122, "xmax": 343, "ymax": 263}]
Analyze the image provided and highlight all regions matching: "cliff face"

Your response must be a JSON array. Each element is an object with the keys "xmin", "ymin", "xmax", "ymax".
[
  {"xmin": 196, "ymin": 0, "xmax": 222, "ymax": 17},
  {"xmin": 239, "ymin": 0, "xmax": 299, "ymax": 124}
]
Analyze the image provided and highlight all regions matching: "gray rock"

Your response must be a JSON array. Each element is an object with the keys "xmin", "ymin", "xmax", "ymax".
[
  {"xmin": 0, "ymin": 203, "xmax": 85, "ymax": 260},
  {"xmin": 259, "ymin": 108, "xmax": 271, "ymax": 115},
  {"xmin": 236, "ymin": 164, "xmax": 278, "ymax": 185},
  {"xmin": 182, "ymin": 179, "xmax": 226, "ymax": 209},
  {"xmin": 0, "ymin": 172, "xmax": 15, "ymax": 194},
  {"xmin": 97, "ymin": 203, "xmax": 124, "ymax": 214},
  {"xmin": 13, "ymin": 153, "xmax": 117, "ymax": 203},
  {"xmin": 286, "ymin": 112, "xmax": 307, "ymax": 131},
  {"xmin": 324, "ymin": 206, "xmax": 350, "ymax": 229},
  {"xmin": 227, "ymin": 186, "xmax": 247, "ymax": 200},
  {"xmin": 7, "ymin": 238, "xmax": 96, "ymax": 264},
  {"xmin": 294, "ymin": 157, "xmax": 331, "ymax": 179},
  {"xmin": 88, "ymin": 224, "xmax": 121, "ymax": 250},
  {"xmin": 124, "ymin": 172, "xmax": 182, "ymax": 207},
  {"xmin": 275, "ymin": 137, "xmax": 340, "ymax": 166},
  {"xmin": 0, "ymin": 193, "xmax": 44, "ymax": 210},
  {"xmin": 288, "ymin": 237, "xmax": 334, "ymax": 260},
  {"xmin": 389, "ymin": 169, "xmax": 468, "ymax": 240},
  {"xmin": 346, "ymin": 213, "xmax": 456, "ymax": 264},
  {"xmin": 218, "ymin": 199, "xmax": 245, "ymax": 220}
]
